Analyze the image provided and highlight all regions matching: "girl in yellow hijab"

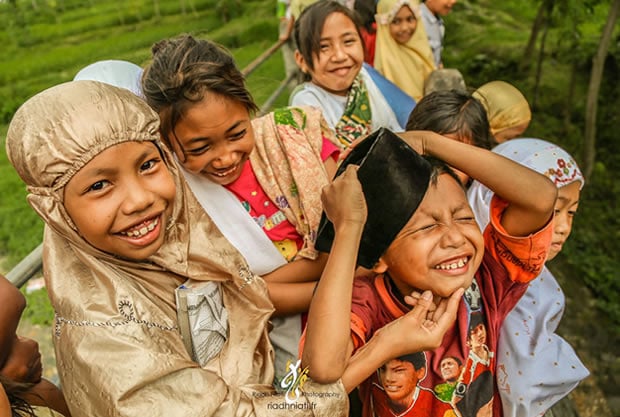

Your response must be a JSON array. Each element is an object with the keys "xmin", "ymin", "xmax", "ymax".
[
  {"xmin": 473, "ymin": 80, "xmax": 532, "ymax": 143},
  {"xmin": 374, "ymin": 0, "xmax": 436, "ymax": 101}
]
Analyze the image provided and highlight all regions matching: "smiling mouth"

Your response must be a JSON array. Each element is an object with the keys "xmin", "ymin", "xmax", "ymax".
[
  {"xmin": 119, "ymin": 217, "xmax": 159, "ymax": 238},
  {"xmin": 211, "ymin": 164, "xmax": 239, "ymax": 178},
  {"xmin": 434, "ymin": 256, "xmax": 470, "ymax": 270}
]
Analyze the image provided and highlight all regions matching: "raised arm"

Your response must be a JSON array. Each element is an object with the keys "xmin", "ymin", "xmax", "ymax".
[
  {"xmin": 398, "ymin": 130, "xmax": 557, "ymax": 237},
  {"xmin": 302, "ymin": 165, "xmax": 366, "ymax": 383}
]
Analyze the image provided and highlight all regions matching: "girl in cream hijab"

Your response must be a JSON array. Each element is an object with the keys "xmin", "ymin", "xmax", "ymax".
[
  {"xmin": 5, "ymin": 80, "xmax": 347, "ymax": 417},
  {"xmin": 374, "ymin": 0, "xmax": 436, "ymax": 101}
]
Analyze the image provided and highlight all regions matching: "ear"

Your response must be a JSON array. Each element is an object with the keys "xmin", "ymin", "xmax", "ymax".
[
  {"xmin": 372, "ymin": 257, "xmax": 389, "ymax": 274},
  {"xmin": 294, "ymin": 49, "xmax": 309, "ymax": 74}
]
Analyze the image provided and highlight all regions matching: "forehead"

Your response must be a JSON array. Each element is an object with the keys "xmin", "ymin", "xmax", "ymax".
[
  {"xmin": 321, "ymin": 12, "xmax": 357, "ymax": 37},
  {"xmin": 413, "ymin": 173, "xmax": 469, "ymax": 217}
]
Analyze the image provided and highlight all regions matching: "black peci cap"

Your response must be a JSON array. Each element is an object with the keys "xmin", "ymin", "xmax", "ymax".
[{"xmin": 315, "ymin": 128, "xmax": 432, "ymax": 268}]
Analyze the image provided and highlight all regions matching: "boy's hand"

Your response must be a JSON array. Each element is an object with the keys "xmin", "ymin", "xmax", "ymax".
[
  {"xmin": 378, "ymin": 288, "xmax": 463, "ymax": 357},
  {"xmin": 396, "ymin": 130, "xmax": 439, "ymax": 155},
  {"xmin": 321, "ymin": 165, "xmax": 367, "ymax": 228}
]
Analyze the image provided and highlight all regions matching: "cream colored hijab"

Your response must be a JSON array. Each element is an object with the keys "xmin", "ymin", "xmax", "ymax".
[
  {"xmin": 374, "ymin": 0, "xmax": 436, "ymax": 101},
  {"xmin": 473, "ymin": 80, "xmax": 532, "ymax": 138},
  {"xmin": 6, "ymin": 81, "xmax": 346, "ymax": 417}
]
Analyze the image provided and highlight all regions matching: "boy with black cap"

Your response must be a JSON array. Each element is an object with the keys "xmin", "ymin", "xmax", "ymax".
[{"xmin": 301, "ymin": 128, "xmax": 557, "ymax": 417}]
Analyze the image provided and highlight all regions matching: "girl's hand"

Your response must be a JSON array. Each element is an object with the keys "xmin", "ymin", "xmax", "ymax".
[
  {"xmin": 378, "ymin": 288, "xmax": 463, "ymax": 357},
  {"xmin": 321, "ymin": 165, "xmax": 367, "ymax": 229}
]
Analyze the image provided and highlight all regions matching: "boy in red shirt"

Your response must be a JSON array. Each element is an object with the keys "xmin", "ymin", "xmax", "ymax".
[{"xmin": 302, "ymin": 129, "xmax": 557, "ymax": 417}]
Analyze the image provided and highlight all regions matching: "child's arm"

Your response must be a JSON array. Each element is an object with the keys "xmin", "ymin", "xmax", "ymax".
[
  {"xmin": 0, "ymin": 276, "xmax": 26, "ymax": 369},
  {"xmin": 398, "ymin": 131, "xmax": 557, "ymax": 237},
  {"xmin": 302, "ymin": 165, "xmax": 367, "ymax": 382},
  {"xmin": 0, "ymin": 383, "xmax": 10, "ymax": 417},
  {"xmin": 341, "ymin": 290, "xmax": 462, "ymax": 392},
  {"xmin": 264, "ymin": 281, "xmax": 317, "ymax": 316}
]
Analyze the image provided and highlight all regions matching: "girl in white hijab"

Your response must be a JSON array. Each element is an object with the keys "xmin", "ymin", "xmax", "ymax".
[
  {"xmin": 467, "ymin": 138, "xmax": 589, "ymax": 417},
  {"xmin": 5, "ymin": 80, "xmax": 347, "ymax": 417}
]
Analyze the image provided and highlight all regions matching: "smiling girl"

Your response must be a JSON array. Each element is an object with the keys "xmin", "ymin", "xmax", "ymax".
[
  {"xmin": 290, "ymin": 1, "xmax": 410, "ymax": 146},
  {"xmin": 141, "ymin": 34, "xmax": 341, "ymax": 380},
  {"xmin": 374, "ymin": 0, "xmax": 436, "ymax": 101}
]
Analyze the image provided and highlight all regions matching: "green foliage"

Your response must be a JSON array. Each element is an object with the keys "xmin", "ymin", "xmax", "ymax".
[{"xmin": 20, "ymin": 287, "xmax": 55, "ymax": 326}]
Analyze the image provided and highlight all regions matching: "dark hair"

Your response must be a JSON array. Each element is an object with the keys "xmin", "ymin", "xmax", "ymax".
[
  {"xmin": 0, "ymin": 376, "xmax": 36, "ymax": 417},
  {"xmin": 425, "ymin": 155, "xmax": 464, "ymax": 191},
  {"xmin": 354, "ymin": 0, "xmax": 376, "ymax": 33},
  {"xmin": 293, "ymin": 1, "xmax": 363, "ymax": 75},
  {"xmin": 141, "ymin": 34, "xmax": 258, "ymax": 149},
  {"xmin": 406, "ymin": 90, "xmax": 495, "ymax": 150},
  {"xmin": 397, "ymin": 351, "xmax": 426, "ymax": 371}
]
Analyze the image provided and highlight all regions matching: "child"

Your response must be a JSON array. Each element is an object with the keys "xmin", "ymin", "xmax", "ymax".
[
  {"xmin": 0, "ymin": 275, "xmax": 70, "ymax": 417},
  {"xmin": 419, "ymin": 0, "xmax": 458, "ymax": 68},
  {"xmin": 141, "ymin": 34, "xmax": 339, "ymax": 379},
  {"xmin": 472, "ymin": 80, "xmax": 532, "ymax": 143},
  {"xmin": 467, "ymin": 138, "xmax": 589, "ymax": 417},
  {"xmin": 5, "ymin": 80, "xmax": 347, "ymax": 416},
  {"xmin": 353, "ymin": 0, "xmax": 378, "ymax": 66},
  {"xmin": 374, "ymin": 0, "xmax": 436, "ymax": 101},
  {"xmin": 302, "ymin": 128, "xmax": 557, "ymax": 417},
  {"xmin": 290, "ymin": 1, "xmax": 413, "ymax": 145},
  {"xmin": 406, "ymin": 90, "xmax": 496, "ymax": 186}
]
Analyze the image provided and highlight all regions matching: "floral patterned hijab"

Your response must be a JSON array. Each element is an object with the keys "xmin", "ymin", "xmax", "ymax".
[{"xmin": 468, "ymin": 138, "xmax": 584, "ymax": 230}]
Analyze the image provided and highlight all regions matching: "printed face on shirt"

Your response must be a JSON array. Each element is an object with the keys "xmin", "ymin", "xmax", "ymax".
[
  {"xmin": 390, "ymin": 5, "xmax": 418, "ymax": 45},
  {"xmin": 425, "ymin": 0, "xmax": 458, "ymax": 16},
  {"xmin": 297, "ymin": 12, "xmax": 364, "ymax": 96},
  {"xmin": 375, "ymin": 174, "xmax": 484, "ymax": 299},
  {"xmin": 439, "ymin": 357, "xmax": 462, "ymax": 382},
  {"xmin": 548, "ymin": 180, "xmax": 580, "ymax": 261},
  {"xmin": 64, "ymin": 141, "xmax": 176, "ymax": 261},
  {"xmin": 379, "ymin": 359, "xmax": 424, "ymax": 405},
  {"xmin": 169, "ymin": 94, "xmax": 255, "ymax": 186}
]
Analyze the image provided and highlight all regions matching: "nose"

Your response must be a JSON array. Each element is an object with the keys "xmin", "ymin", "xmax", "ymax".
[
  {"xmin": 121, "ymin": 176, "xmax": 155, "ymax": 215},
  {"xmin": 440, "ymin": 223, "xmax": 467, "ymax": 248},
  {"xmin": 331, "ymin": 43, "xmax": 347, "ymax": 62},
  {"xmin": 554, "ymin": 211, "xmax": 570, "ymax": 236}
]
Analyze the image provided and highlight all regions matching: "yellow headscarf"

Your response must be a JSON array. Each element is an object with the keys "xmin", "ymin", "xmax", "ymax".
[
  {"xmin": 473, "ymin": 80, "xmax": 532, "ymax": 139},
  {"xmin": 374, "ymin": 0, "xmax": 436, "ymax": 101}
]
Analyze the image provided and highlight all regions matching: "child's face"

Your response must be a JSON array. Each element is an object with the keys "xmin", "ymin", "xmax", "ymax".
[
  {"xmin": 548, "ymin": 180, "xmax": 580, "ymax": 261},
  {"xmin": 169, "ymin": 94, "xmax": 255, "ymax": 186},
  {"xmin": 375, "ymin": 174, "xmax": 484, "ymax": 299},
  {"xmin": 64, "ymin": 141, "xmax": 176, "ymax": 260},
  {"xmin": 299, "ymin": 12, "xmax": 364, "ymax": 96},
  {"xmin": 425, "ymin": 0, "xmax": 457, "ymax": 16},
  {"xmin": 390, "ymin": 5, "xmax": 417, "ymax": 45}
]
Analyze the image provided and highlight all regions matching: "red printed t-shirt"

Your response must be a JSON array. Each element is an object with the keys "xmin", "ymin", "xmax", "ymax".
[
  {"xmin": 225, "ymin": 137, "xmax": 339, "ymax": 261},
  {"xmin": 350, "ymin": 196, "xmax": 552, "ymax": 417}
]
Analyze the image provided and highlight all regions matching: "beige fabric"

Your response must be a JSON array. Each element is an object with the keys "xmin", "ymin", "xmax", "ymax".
[
  {"xmin": 250, "ymin": 106, "xmax": 336, "ymax": 260},
  {"xmin": 374, "ymin": 0, "xmax": 436, "ymax": 101},
  {"xmin": 473, "ymin": 80, "xmax": 532, "ymax": 137},
  {"xmin": 5, "ymin": 81, "xmax": 347, "ymax": 417}
]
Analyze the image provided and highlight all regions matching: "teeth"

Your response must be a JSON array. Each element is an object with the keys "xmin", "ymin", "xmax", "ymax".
[
  {"xmin": 435, "ymin": 257, "xmax": 469, "ymax": 270},
  {"xmin": 122, "ymin": 218, "xmax": 158, "ymax": 238},
  {"xmin": 213, "ymin": 165, "xmax": 236, "ymax": 177}
]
